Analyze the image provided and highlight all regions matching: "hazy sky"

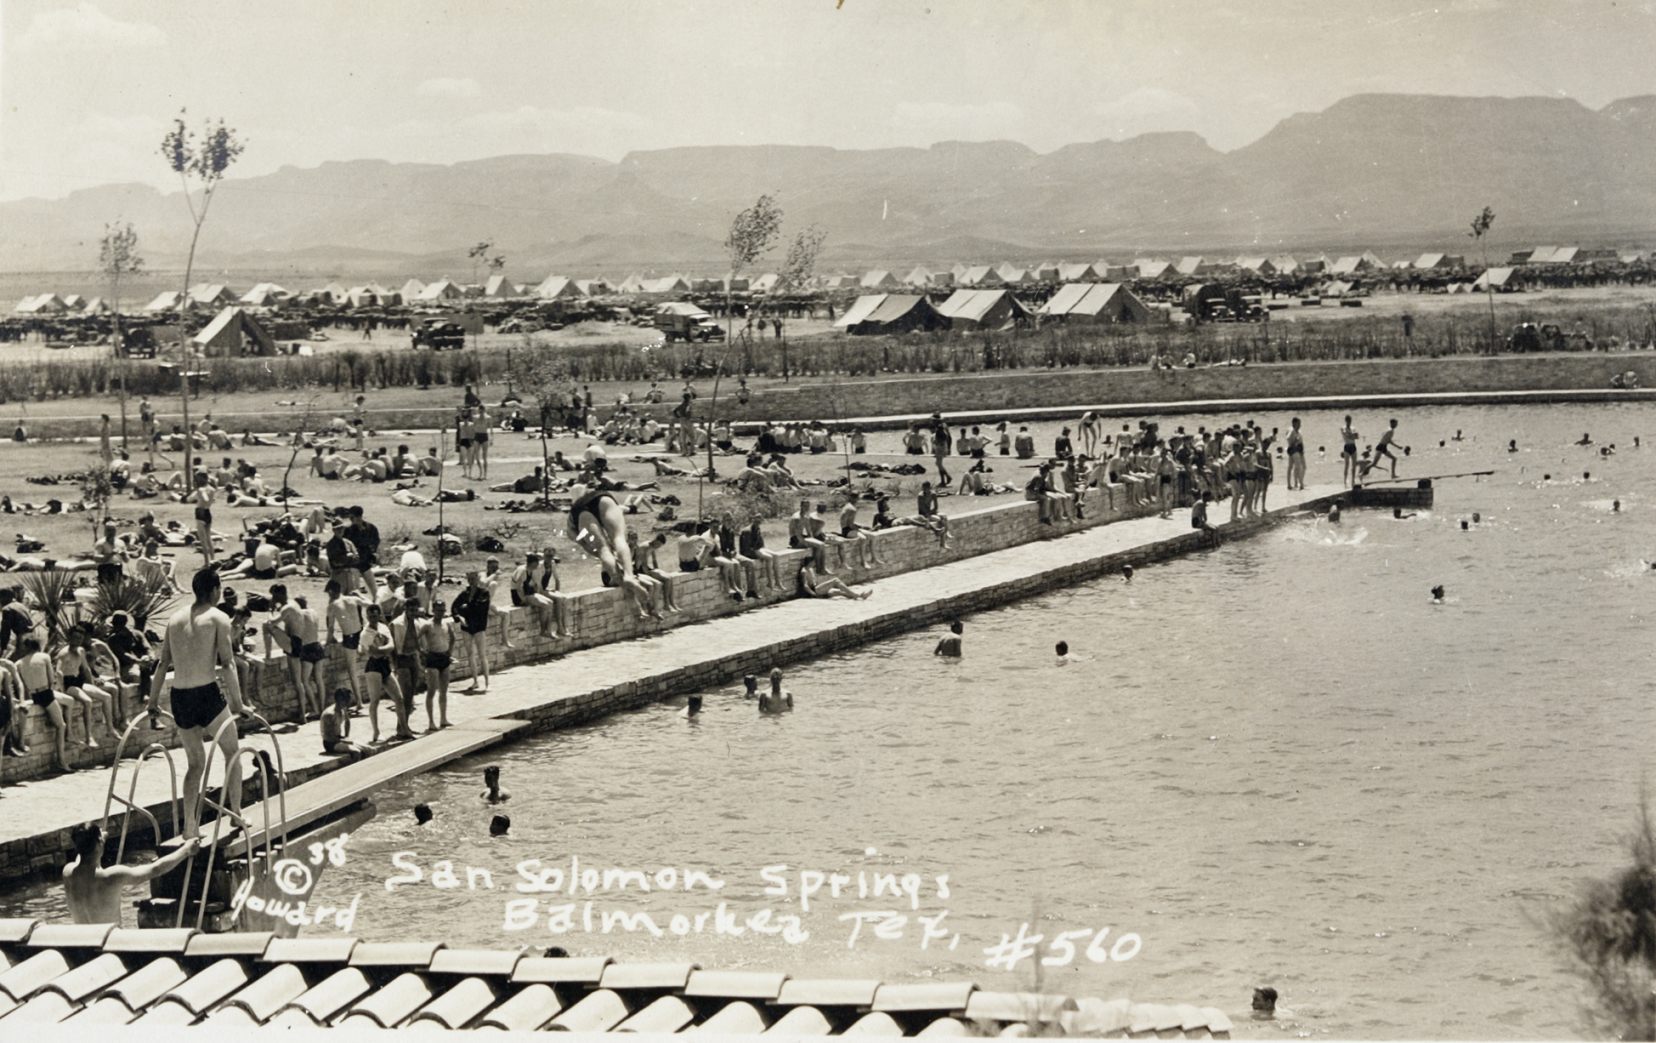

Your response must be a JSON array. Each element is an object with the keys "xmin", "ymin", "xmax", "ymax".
[{"xmin": 2, "ymin": 0, "xmax": 1652, "ymax": 202}]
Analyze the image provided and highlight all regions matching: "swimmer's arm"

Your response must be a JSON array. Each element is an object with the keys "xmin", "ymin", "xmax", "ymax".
[
  {"xmin": 148, "ymin": 637, "xmax": 172, "ymax": 711},
  {"xmin": 214, "ymin": 616, "xmax": 245, "ymax": 715},
  {"xmin": 102, "ymin": 837, "xmax": 200, "ymax": 882},
  {"xmin": 933, "ymin": 640, "xmax": 945, "ymax": 656}
]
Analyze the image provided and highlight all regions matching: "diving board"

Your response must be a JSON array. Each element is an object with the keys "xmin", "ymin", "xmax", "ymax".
[{"xmin": 219, "ymin": 718, "xmax": 528, "ymax": 852}]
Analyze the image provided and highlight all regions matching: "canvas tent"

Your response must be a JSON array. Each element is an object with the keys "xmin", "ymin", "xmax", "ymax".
[
  {"xmin": 959, "ymin": 266, "xmax": 1002, "ymax": 288},
  {"xmin": 1236, "ymin": 257, "xmax": 1275, "ymax": 275},
  {"xmin": 400, "ymin": 279, "xmax": 427, "ymax": 300},
  {"xmin": 80, "ymin": 297, "xmax": 110, "ymax": 314},
  {"xmin": 575, "ymin": 278, "xmax": 612, "ymax": 296},
  {"xmin": 832, "ymin": 294, "xmax": 948, "ymax": 336},
  {"xmin": 484, "ymin": 275, "xmax": 519, "ymax": 298},
  {"xmin": 192, "ymin": 306, "xmax": 277, "ymax": 357},
  {"xmin": 144, "ymin": 290, "xmax": 182, "ymax": 312},
  {"xmin": 1134, "ymin": 259, "xmax": 1173, "ymax": 280},
  {"xmin": 1057, "ymin": 262, "xmax": 1100, "ymax": 283},
  {"xmin": 188, "ymin": 283, "xmax": 236, "ymax": 307},
  {"xmin": 901, "ymin": 267, "xmax": 933, "ymax": 288},
  {"xmin": 15, "ymin": 293, "xmax": 67, "ymax": 314},
  {"xmin": 418, "ymin": 279, "xmax": 463, "ymax": 302},
  {"xmin": 1038, "ymin": 283, "xmax": 1152, "ymax": 324},
  {"xmin": 936, "ymin": 289, "xmax": 1033, "ymax": 331},
  {"xmin": 534, "ymin": 276, "xmax": 584, "ymax": 301},
  {"xmin": 240, "ymin": 283, "xmax": 289, "ymax": 306},
  {"xmin": 858, "ymin": 270, "xmax": 898, "ymax": 289},
  {"xmin": 1471, "ymin": 267, "xmax": 1519, "ymax": 291},
  {"xmin": 751, "ymin": 273, "xmax": 780, "ymax": 293}
]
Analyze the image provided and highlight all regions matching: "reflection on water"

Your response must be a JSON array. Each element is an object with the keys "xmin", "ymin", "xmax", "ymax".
[{"xmin": 6, "ymin": 403, "xmax": 1656, "ymax": 1039}]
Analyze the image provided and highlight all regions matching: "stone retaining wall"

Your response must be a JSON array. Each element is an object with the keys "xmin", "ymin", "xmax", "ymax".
[{"xmin": 1, "ymin": 475, "xmax": 1178, "ymax": 784}]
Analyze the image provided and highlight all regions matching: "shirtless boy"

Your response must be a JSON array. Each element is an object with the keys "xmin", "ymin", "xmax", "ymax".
[{"xmin": 63, "ymin": 825, "xmax": 200, "ymax": 924}]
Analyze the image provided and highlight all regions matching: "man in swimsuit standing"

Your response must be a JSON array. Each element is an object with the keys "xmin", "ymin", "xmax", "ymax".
[
  {"xmin": 417, "ymin": 600, "xmax": 457, "ymax": 731},
  {"xmin": 150, "ymin": 568, "xmax": 246, "ymax": 840},
  {"xmin": 453, "ymin": 570, "xmax": 495, "ymax": 694},
  {"xmin": 1285, "ymin": 417, "xmax": 1306, "ymax": 491},
  {"xmin": 1340, "ymin": 415, "xmax": 1360, "ymax": 487}
]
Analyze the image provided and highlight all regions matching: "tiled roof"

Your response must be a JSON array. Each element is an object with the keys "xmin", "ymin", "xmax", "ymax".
[{"xmin": 0, "ymin": 919, "xmax": 1234, "ymax": 1036}]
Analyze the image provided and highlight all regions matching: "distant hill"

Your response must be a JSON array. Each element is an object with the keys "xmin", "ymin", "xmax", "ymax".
[{"xmin": 5, "ymin": 93, "xmax": 1653, "ymax": 276}]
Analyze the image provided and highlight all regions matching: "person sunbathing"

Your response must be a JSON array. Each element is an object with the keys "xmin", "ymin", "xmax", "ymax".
[{"xmin": 798, "ymin": 562, "xmax": 870, "ymax": 600}]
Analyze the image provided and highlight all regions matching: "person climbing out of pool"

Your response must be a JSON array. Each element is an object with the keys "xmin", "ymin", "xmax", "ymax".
[
  {"xmin": 63, "ymin": 824, "xmax": 201, "ymax": 925},
  {"xmin": 150, "ymin": 567, "xmax": 246, "ymax": 840},
  {"xmin": 759, "ymin": 667, "xmax": 793, "ymax": 713},
  {"xmin": 320, "ymin": 687, "xmax": 367, "ymax": 761},
  {"xmin": 1340, "ymin": 415, "xmax": 1360, "ymax": 486},
  {"xmin": 481, "ymin": 765, "xmax": 510, "ymax": 804},
  {"xmin": 934, "ymin": 620, "xmax": 963, "ymax": 658}
]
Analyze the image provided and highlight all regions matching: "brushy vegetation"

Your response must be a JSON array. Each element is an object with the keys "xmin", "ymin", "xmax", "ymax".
[
  {"xmin": 1551, "ymin": 796, "xmax": 1656, "ymax": 1040},
  {"xmin": 1, "ymin": 300, "xmax": 1652, "ymax": 403}
]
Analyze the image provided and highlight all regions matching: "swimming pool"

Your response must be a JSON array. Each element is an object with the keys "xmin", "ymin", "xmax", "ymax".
[{"xmin": 6, "ymin": 402, "xmax": 1653, "ymax": 1037}]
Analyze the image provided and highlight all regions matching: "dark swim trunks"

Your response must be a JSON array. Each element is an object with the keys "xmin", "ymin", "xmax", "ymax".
[
  {"xmin": 30, "ymin": 688, "xmax": 55, "ymax": 709},
  {"xmin": 195, "ymin": 506, "xmax": 213, "ymax": 525},
  {"xmin": 299, "ymin": 643, "xmax": 326, "ymax": 664},
  {"xmin": 422, "ymin": 651, "xmax": 451, "ymax": 671},
  {"xmin": 170, "ymin": 682, "xmax": 227, "ymax": 730},
  {"xmin": 365, "ymin": 656, "xmax": 392, "ymax": 678},
  {"xmin": 342, "ymin": 632, "xmax": 361, "ymax": 650}
]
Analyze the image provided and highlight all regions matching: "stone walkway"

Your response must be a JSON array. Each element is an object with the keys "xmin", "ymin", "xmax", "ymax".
[{"xmin": 0, "ymin": 484, "xmax": 1344, "ymax": 878}]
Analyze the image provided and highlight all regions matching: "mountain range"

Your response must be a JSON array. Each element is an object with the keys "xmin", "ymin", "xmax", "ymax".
[{"xmin": 5, "ymin": 93, "xmax": 1653, "ymax": 277}]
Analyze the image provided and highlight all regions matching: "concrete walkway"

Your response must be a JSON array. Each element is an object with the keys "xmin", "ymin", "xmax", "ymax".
[{"xmin": 0, "ymin": 483, "xmax": 1344, "ymax": 880}]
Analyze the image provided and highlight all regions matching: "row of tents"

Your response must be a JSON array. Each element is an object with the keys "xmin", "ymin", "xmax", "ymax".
[
  {"xmin": 833, "ymin": 284, "xmax": 1155, "ymax": 335},
  {"xmin": 16, "ymin": 242, "xmax": 1649, "ymax": 318}
]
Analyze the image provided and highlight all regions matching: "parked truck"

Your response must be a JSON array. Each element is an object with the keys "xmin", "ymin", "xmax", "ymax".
[{"xmin": 654, "ymin": 302, "xmax": 726, "ymax": 343}]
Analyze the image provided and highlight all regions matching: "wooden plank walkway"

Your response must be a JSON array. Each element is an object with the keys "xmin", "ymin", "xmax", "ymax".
[{"xmin": 0, "ymin": 484, "xmax": 1344, "ymax": 877}]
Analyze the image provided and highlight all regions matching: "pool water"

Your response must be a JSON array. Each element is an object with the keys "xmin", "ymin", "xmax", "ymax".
[{"xmin": 6, "ymin": 403, "xmax": 1654, "ymax": 1038}]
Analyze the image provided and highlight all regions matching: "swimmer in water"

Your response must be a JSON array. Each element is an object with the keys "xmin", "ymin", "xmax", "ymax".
[
  {"xmin": 481, "ymin": 765, "xmax": 510, "ymax": 804},
  {"xmin": 1452, "ymin": 430, "xmax": 1464, "ymax": 442},
  {"xmin": 63, "ymin": 826, "xmax": 201, "ymax": 925},
  {"xmin": 741, "ymin": 674, "xmax": 759, "ymax": 699},
  {"xmin": 1122, "ymin": 565, "xmax": 1134, "ymax": 583},
  {"xmin": 1472, "ymin": 512, "xmax": 1481, "ymax": 523},
  {"xmin": 1508, "ymin": 439, "xmax": 1518, "ymax": 453},
  {"xmin": 489, "ymin": 813, "xmax": 510, "ymax": 837},
  {"xmin": 1055, "ymin": 640, "xmax": 1071, "ymax": 665},
  {"xmin": 760, "ymin": 667, "xmax": 793, "ymax": 713},
  {"xmin": 1392, "ymin": 507, "xmax": 1415, "ymax": 520},
  {"xmin": 1613, "ymin": 500, "xmax": 1621, "ymax": 513},
  {"xmin": 682, "ymin": 694, "xmax": 703, "ymax": 719},
  {"xmin": 1328, "ymin": 504, "xmax": 1341, "ymax": 524},
  {"xmin": 1430, "ymin": 585, "xmax": 1445, "ymax": 603},
  {"xmin": 414, "ymin": 803, "xmax": 433, "ymax": 825},
  {"xmin": 934, "ymin": 620, "xmax": 963, "ymax": 658},
  {"xmin": 1576, "ymin": 433, "xmax": 1593, "ymax": 446},
  {"xmin": 1583, "ymin": 471, "xmax": 1592, "ymax": 481},
  {"xmin": 1460, "ymin": 519, "xmax": 1469, "ymax": 530}
]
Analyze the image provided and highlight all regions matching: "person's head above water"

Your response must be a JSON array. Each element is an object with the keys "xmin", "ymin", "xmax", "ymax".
[
  {"xmin": 1122, "ymin": 565, "xmax": 1134, "ymax": 582},
  {"xmin": 769, "ymin": 667, "xmax": 784, "ymax": 692},
  {"xmin": 413, "ymin": 804, "xmax": 433, "ymax": 825},
  {"xmin": 949, "ymin": 620, "xmax": 963, "ymax": 635},
  {"xmin": 489, "ymin": 814, "xmax": 510, "ymax": 837},
  {"xmin": 1055, "ymin": 641, "xmax": 1069, "ymax": 657},
  {"xmin": 1431, "ymin": 585, "xmax": 1445, "ymax": 601},
  {"xmin": 743, "ymin": 674, "xmax": 758, "ymax": 695}
]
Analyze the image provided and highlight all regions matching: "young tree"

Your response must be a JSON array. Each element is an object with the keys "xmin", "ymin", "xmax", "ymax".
[
  {"xmin": 98, "ymin": 222, "xmax": 144, "ymax": 446},
  {"xmin": 468, "ymin": 240, "xmax": 495, "ymax": 287},
  {"xmin": 706, "ymin": 194, "xmax": 783, "ymax": 479},
  {"xmin": 1468, "ymin": 206, "xmax": 1497, "ymax": 353},
  {"xmin": 1552, "ymin": 795, "xmax": 1656, "ymax": 1039},
  {"xmin": 159, "ymin": 111, "xmax": 244, "ymax": 492},
  {"xmin": 516, "ymin": 348, "xmax": 572, "ymax": 507},
  {"xmin": 774, "ymin": 225, "xmax": 827, "ymax": 381}
]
